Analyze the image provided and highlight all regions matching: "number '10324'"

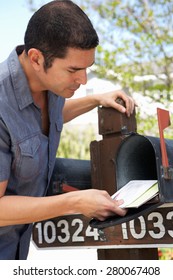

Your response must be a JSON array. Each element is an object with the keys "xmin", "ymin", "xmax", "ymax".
[{"xmin": 35, "ymin": 218, "xmax": 99, "ymax": 245}]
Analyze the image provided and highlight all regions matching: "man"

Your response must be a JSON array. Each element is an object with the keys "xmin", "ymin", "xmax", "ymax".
[{"xmin": 0, "ymin": 0, "xmax": 135, "ymax": 259}]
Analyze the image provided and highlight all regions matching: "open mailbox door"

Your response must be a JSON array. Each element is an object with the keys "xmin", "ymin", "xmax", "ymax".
[{"xmin": 90, "ymin": 108, "xmax": 173, "ymax": 229}]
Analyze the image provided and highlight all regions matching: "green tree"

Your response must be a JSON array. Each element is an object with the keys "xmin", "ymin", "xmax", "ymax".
[
  {"xmin": 79, "ymin": 0, "xmax": 173, "ymax": 137},
  {"xmin": 81, "ymin": 1, "xmax": 173, "ymax": 98},
  {"xmin": 57, "ymin": 124, "xmax": 96, "ymax": 159}
]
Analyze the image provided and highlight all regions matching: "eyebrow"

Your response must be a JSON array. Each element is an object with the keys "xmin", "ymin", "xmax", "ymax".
[{"xmin": 68, "ymin": 61, "xmax": 95, "ymax": 71}]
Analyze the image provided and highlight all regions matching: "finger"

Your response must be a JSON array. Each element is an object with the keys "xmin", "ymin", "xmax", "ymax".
[
  {"xmin": 115, "ymin": 91, "xmax": 132, "ymax": 116},
  {"xmin": 116, "ymin": 199, "xmax": 124, "ymax": 206},
  {"xmin": 125, "ymin": 97, "xmax": 133, "ymax": 117},
  {"xmin": 124, "ymin": 97, "xmax": 136, "ymax": 117},
  {"xmin": 112, "ymin": 102, "xmax": 126, "ymax": 113},
  {"xmin": 114, "ymin": 207, "xmax": 127, "ymax": 216}
]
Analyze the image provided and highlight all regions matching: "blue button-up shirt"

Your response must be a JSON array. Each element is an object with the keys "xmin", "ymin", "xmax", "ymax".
[{"xmin": 0, "ymin": 46, "xmax": 65, "ymax": 259}]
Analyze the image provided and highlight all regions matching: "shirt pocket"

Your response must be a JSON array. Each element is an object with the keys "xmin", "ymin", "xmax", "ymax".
[{"xmin": 13, "ymin": 135, "xmax": 41, "ymax": 180}]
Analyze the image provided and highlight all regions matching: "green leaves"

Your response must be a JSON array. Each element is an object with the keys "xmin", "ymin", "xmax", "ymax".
[
  {"xmin": 57, "ymin": 124, "xmax": 96, "ymax": 159},
  {"xmin": 84, "ymin": 0, "xmax": 173, "ymax": 97}
]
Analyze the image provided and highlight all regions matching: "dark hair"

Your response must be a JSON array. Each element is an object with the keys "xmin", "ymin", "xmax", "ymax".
[{"xmin": 24, "ymin": 0, "xmax": 99, "ymax": 69}]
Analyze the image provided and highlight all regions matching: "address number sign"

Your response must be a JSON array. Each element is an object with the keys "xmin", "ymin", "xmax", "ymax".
[{"xmin": 32, "ymin": 207, "xmax": 173, "ymax": 248}]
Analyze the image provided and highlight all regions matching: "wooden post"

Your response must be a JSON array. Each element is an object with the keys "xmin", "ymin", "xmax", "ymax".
[{"xmin": 97, "ymin": 248, "xmax": 158, "ymax": 260}]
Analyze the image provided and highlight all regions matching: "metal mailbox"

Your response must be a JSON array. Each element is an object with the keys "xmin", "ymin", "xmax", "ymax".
[
  {"xmin": 90, "ymin": 108, "xmax": 173, "ymax": 229},
  {"xmin": 47, "ymin": 157, "xmax": 91, "ymax": 196}
]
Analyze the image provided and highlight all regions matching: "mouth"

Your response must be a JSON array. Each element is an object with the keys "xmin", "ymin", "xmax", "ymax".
[{"xmin": 69, "ymin": 86, "xmax": 79, "ymax": 92}]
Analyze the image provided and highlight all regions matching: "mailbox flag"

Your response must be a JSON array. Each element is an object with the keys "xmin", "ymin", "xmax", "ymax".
[
  {"xmin": 157, "ymin": 108, "xmax": 171, "ymax": 167},
  {"xmin": 157, "ymin": 108, "xmax": 171, "ymax": 129}
]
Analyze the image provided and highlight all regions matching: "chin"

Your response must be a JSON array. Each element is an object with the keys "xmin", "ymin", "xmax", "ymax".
[
  {"xmin": 53, "ymin": 89, "xmax": 75, "ymax": 98},
  {"xmin": 65, "ymin": 89, "xmax": 76, "ymax": 98},
  {"xmin": 65, "ymin": 93, "xmax": 75, "ymax": 98}
]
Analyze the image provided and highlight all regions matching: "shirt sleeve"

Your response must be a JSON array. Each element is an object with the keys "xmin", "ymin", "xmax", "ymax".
[{"xmin": 0, "ymin": 118, "xmax": 12, "ymax": 181}]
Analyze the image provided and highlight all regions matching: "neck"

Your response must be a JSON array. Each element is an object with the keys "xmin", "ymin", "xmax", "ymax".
[
  {"xmin": 19, "ymin": 51, "xmax": 45, "ymax": 96},
  {"xmin": 19, "ymin": 51, "xmax": 50, "ymax": 136}
]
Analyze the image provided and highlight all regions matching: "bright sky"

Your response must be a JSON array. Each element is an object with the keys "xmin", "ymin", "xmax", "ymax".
[
  {"xmin": 0, "ymin": 0, "xmax": 82, "ymax": 63},
  {"xmin": 0, "ymin": 0, "xmax": 59, "ymax": 62},
  {"xmin": 0, "ymin": 0, "xmax": 32, "ymax": 62}
]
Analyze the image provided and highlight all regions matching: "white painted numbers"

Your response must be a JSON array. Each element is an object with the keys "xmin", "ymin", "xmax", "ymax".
[
  {"xmin": 121, "ymin": 211, "xmax": 173, "ymax": 240},
  {"xmin": 35, "ymin": 218, "xmax": 99, "ymax": 245},
  {"xmin": 33, "ymin": 209, "xmax": 173, "ymax": 248}
]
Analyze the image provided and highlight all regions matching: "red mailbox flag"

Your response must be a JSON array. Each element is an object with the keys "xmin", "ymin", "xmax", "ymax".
[{"xmin": 157, "ymin": 108, "xmax": 171, "ymax": 168}]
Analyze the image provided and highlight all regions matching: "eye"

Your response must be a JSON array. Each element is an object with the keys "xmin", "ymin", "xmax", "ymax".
[
  {"xmin": 68, "ymin": 70, "xmax": 76, "ymax": 73},
  {"xmin": 67, "ymin": 69, "xmax": 77, "ymax": 73}
]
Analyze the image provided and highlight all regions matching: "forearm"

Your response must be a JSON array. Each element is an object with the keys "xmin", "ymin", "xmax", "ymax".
[
  {"xmin": 63, "ymin": 95, "xmax": 100, "ymax": 123},
  {"xmin": 0, "ymin": 189, "xmax": 127, "ymax": 226},
  {"xmin": 63, "ymin": 90, "xmax": 135, "ymax": 123},
  {"xmin": 0, "ymin": 192, "xmax": 79, "ymax": 226}
]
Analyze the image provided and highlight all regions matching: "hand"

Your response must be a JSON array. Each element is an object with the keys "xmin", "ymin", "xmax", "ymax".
[
  {"xmin": 96, "ymin": 90, "xmax": 137, "ymax": 117},
  {"xmin": 74, "ymin": 189, "xmax": 127, "ymax": 221}
]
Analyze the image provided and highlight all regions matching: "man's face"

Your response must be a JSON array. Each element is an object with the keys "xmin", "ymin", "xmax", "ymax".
[{"xmin": 38, "ymin": 48, "xmax": 95, "ymax": 98}]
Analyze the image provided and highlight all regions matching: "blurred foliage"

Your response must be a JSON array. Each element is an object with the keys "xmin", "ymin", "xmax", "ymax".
[
  {"xmin": 57, "ymin": 124, "xmax": 96, "ymax": 159},
  {"xmin": 136, "ymin": 110, "xmax": 173, "ymax": 138},
  {"xmin": 158, "ymin": 248, "xmax": 173, "ymax": 260},
  {"xmin": 81, "ymin": 0, "xmax": 173, "ymax": 98}
]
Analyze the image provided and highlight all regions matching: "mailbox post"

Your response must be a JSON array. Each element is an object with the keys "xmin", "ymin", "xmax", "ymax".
[{"xmin": 90, "ymin": 106, "xmax": 160, "ymax": 259}]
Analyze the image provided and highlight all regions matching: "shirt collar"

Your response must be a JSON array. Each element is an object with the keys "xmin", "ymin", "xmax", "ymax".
[
  {"xmin": 7, "ymin": 46, "xmax": 65, "ymax": 116},
  {"xmin": 8, "ymin": 46, "xmax": 34, "ymax": 110}
]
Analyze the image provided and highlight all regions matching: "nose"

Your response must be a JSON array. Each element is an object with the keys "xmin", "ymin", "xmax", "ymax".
[{"xmin": 75, "ymin": 70, "xmax": 87, "ymax": 85}]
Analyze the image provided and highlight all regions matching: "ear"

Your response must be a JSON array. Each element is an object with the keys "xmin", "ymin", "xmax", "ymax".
[{"xmin": 27, "ymin": 48, "xmax": 44, "ymax": 71}]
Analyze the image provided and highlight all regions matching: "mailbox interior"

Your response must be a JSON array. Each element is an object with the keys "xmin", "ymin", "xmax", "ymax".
[
  {"xmin": 116, "ymin": 134, "xmax": 158, "ymax": 190},
  {"xmin": 116, "ymin": 133, "xmax": 173, "ymax": 204}
]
